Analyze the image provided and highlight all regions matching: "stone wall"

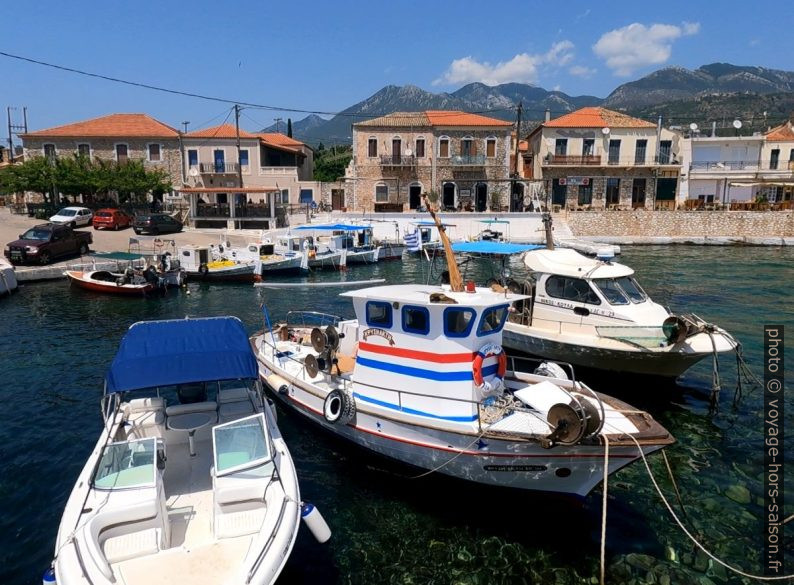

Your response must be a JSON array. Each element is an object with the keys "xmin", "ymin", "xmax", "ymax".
[{"xmin": 567, "ymin": 210, "xmax": 794, "ymax": 238}]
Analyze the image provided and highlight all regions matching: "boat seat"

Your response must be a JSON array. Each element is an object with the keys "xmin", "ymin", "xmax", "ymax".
[
  {"xmin": 215, "ymin": 507, "xmax": 267, "ymax": 539},
  {"xmin": 124, "ymin": 397, "xmax": 166, "ymax": 438},
  {"xmin": 219, "ymin": 400, "xmax": 255, "ymax": 423},
  {"xmin": 103, "ymin": 528, "xmax": 160, "ymax": 564},
  {"xmin": 165, "ymin": 400, "xmax": 218, "ymax": 419},
  {"xmin": 212, "ymin": 462, "xmax": 274, "ymax": 539},
  {"xmin": 218, "ymin": 386, "xmax": 251, "ymax": 404}
]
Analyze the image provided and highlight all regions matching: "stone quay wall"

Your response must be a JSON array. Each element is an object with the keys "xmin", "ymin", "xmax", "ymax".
[{"xmin": 566, "ymin": 210, "xmax": 794, "ymax": 242}]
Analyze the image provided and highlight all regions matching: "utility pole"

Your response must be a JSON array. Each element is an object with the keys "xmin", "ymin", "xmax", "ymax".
[
  {"xmin": 511, "ymin": 101, "xmax": 523, "ymax": 211},
  {"xmin": 274, "ymin": 117, "xmax": 282, "ymax": 134},
  {"xmin": 653, "ymin": 115, "xmax": 662, "ymax": 210},
  {"xmin": 182, "ymin": 121, "xmax": 190, "ymax": 133},
  {"xmin": 234, "ymin": 104, "xmax": 244, "ymax": 189},
  {"xmin": 7, "ymin": 106, "xmax": 29, "ymax": 160}
]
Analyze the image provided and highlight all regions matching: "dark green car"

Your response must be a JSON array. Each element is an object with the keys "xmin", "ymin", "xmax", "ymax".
[{"xmin": 133, "ymin": 213, "xmax": 183, "ymax": 235}]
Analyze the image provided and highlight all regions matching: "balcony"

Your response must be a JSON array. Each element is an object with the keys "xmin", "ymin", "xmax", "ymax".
[
  {"xmin": 761, "ymin": 159, "xmax": 794, "ymax": 171},
  {"xmin": 449, "ymin": 154, "xmax": 486, "ymax": 166},
  {"xmin": 198, "ymin": 162, "xmax": 239, "ymax": 174},
  {"xmin": 690, "ymin": 160, "xmax": 759, "ymax": 172},
  {"xmin": 258, "ymin": 166, "xmax": 299, "ymax": 177},
  {"xmin": 194, "ymin": 204, "xmax": 272, "ymax": 218},
  {"xmin": 544, "ymin": 154, "xmax": 681, "ymax": 167},
  {"xmin": 545, "ymin": 154, "xmax": 601, "ymax": 166},
  {"xmin": 380, "ymin": 154, "xmax": 416, "ymax": 167}
]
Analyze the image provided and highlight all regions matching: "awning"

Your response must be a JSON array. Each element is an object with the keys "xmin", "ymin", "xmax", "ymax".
[
  {"xmin": 479, "ymin": 219, "xmax": 510, "ymax": 224},
  {"xmin": 178, "ymin": 187, "xmax": 279, "ymax": 193},
  {"xmin": 105, "ymin": 317, "xmax": 258, "ymax": 393},
  {"xmin": 452, "ymin": 241, "xmax": 540, "ymax": 255},
  {"xmin": 294, "ymin": 223, "xmax": 371, "ymax": 231},
  {"xmin": 412, "ymin": 220, "xmax": 456, "ymax": 227},
  {"xmin": 729, "ymin": 181, "xmax": 794, "ymax": 187}
]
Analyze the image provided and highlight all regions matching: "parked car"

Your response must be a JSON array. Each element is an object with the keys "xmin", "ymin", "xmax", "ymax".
[
  {"xmin": 133, "ymin": 213, "xmax": 183, "ymax": 235},
  {"xmin": 49, "ymin": 206, "xmax": 93, "ymax": 228},
  {"xmin": 4, "ymin": 223, "xmax": 93, "ymax": 265},
  {"xmin": 93, "ymin": 208, "xmax": 132, "ymax": 230}
]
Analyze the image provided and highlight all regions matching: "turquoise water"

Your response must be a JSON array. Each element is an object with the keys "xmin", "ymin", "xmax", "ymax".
[{"xmin": 0, "ymin": 246, "xmax": 791, "ymax": 584}]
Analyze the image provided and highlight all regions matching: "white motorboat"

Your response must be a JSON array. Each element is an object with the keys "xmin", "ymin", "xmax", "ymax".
[
  {"xmin": 276, "ymin": 234, "xmax": 342, "ymax": 270},
  {"xmin": 293, "ymin": 224, "xmax": 380, "ymax": 265},
  {"xmin": 49, "ymin": 317, "xmax": 316, "ymax": 585},
  {"xmin": 501, "ymin": 216, "xmax": 737, "ymax": 378},
  {"xmin": 0, "ymin": 257, "xmax": 18, "ymax": 296},
  {"xmin": 253, "ymin": 207, "xmax": 673, "ymax": 497}
]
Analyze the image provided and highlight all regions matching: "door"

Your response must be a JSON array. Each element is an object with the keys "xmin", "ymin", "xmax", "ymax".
[
  {"xmin": 331, "ymin": 189, "xmax": 345, "ymax": 210},
  {"xmin": 214, "ymin": 150, "xmax": 225, "ymax": 173},
  {"xmin": 442, "ymin": 183, "xmax": 455, "ymax": 209},
  {"xmin": 392, "ymin": 139, "xmax": 401, "ymax": 164},
  {"xmin": 476, "ymin": 183, "xmax": 488, "ymax": 212},
  {"xmin": 632, "ymin": 179, "xmax": 647, "ymax": 208},
  {"xmin": 655, "ymin": 178, "xmax": 677, "ymax": 207},
  {"xmin": 552, "ymin": 179, "xmax": 567, "ymax": 206},
  {"xmin": 510, "ymin": 183, "xmax": 524, "ymax": 212},
  {"xmin": 188, "ymin": 149, "xmax": 198, "ymax": 168},
  {"xmin": 409, "ymin": 185, "xmax": 422, "ymax": 209}
]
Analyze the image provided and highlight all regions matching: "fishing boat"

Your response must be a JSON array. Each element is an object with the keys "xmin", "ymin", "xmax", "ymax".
[
  {"xmin": 404, "ymin": 220, "xmax": 455, "ymax": 255},
  {"xmin": 0, "ymin": 258, "xmax": 18, "ymax": 296},
  {"xmin": 474, "ymin": 219, "xmax": 511, "ymax": 242},
  {"xmin": 48, "ymin": 316, "xmax": 323, "ymax": 585},
  {"xmin": 293, "ymin": 224, "xmax": 380, "ymax": 265},
  {"xmin": 253, "ymin": 204, "xmax": 674, "ymax": 497},
  {"xmin": 276, "ymin": 233, "xmax": 342, "ymax": 270},
  {"xmin": 501, "ymin": 215, "xmax": 737, "ymax": 378},
  {"xmin": 178, "ymin": 244, "xmax": 260, "ymax": 281},
  {"xmin": 64, "ymin": 268, "xmax": 159, "ymax": 296},
  {"xmin": 348, "ymin": 220, "xmax": 406, "ymax": 260}
]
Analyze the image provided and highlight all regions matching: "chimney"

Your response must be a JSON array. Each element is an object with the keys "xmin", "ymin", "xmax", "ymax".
[{"xmin": 544, "ymin": 108, "xmax": 551, "ymax": 123}]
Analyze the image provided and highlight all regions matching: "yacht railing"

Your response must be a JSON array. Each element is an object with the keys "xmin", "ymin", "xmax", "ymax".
[{"xmin": 284, "ymin": 310, "xmax": 342, "ymax": 328}]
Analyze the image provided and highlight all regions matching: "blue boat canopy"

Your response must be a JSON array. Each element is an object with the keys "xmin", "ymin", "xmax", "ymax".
[
  {"xmin": 105, "ymin": 317, "xmax": 258, "ymax": 393},
  {"xmin": 452, "ymin": 241, "xmax": 540, "ymax": 255},
  {"xmin": 412, "ymin": 220, "xmax": 455, "ymax": 227},
  {"xmin": 294, "ymin": 223, "xmax": 371, "ymax": 231}
]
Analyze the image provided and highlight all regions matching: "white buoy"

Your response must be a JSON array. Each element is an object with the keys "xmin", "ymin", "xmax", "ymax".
[
  {"xmin": 301, "ymin": 502, "xmax": 331, "ymax": 543},
  {"xmin": 266, "ymin": 374, "xmax": 290, "ymax": 395},
  {"xmin": 42, "ymin": 567, "xmax": 57, "ymax": 585}
]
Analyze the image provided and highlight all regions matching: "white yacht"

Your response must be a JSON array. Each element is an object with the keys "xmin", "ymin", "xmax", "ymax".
[
  {"xmin": 502, "ymin": 244, "xmax": 737, "ymax": 378},
  {"xmin": 49, "ymin": 317, "xmax": 308, "ymax": 585}
]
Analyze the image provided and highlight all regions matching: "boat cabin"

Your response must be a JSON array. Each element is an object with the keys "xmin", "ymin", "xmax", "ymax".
[{"xmin": 178, "ymin": 245, "xmax": 211, "ymax": 271}]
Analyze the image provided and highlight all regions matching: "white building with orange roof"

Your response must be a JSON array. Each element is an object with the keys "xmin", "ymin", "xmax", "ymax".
[
  {"xmin": 526, "ymin": 107, "xmax": 682, "ymax": 210},
  {"xmin": 350, "ymin": 110, "xmax": 513, "ymax": 213}
]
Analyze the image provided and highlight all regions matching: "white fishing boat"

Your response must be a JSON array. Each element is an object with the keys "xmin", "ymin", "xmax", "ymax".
[
  {"xmin": 293, "ymin": 224, "xmax": 380, "ymax": 265},
  {"xmin": 501, "ymin": 216, "xmax": 737, "ymax": 378},
  {"xmin": 48, "ymin": 317, "xmax": 327, "ymax": 585},
  {"xmin": 253, "ymin": 206, "xmax": 673, "ymax": 497},
  {"xmin": 0, "ymin": 257, "xmax": 18, "ymax": 296},
  {"xmin": 178, "ymin": 244, "xmax": 260, "ymax": 281},
  {"xmin": 276, "ymin": 234, "xmax": 342, "ymax": 270}
]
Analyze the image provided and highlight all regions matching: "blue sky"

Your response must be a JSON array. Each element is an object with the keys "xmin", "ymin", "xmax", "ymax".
[{"xmin": 1, "ymin": 0, "xmax": 791, "ymax": 136}]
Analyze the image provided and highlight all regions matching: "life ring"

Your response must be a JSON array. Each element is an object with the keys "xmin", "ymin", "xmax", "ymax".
[
  {"xmin": 472, "ymin": 343, "xmax": 507, "ymax": 390},
  {"xmin": 323, "ymin": 389, "xmax": 355, "ymax": 425},
  {"xmin": 198, "ymin": 263, "xmax": 209, "ymax": 278}
]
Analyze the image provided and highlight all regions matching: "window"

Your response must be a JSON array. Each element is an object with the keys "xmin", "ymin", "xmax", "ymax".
[
  {"xmin": 486, "ymin": 138, "xmax": 496, "ymax": 158},
  {"xmin": 443, "ymin": 307, "xmax": 476, "ymax": 337},
  {"xmin": 366, "ymin": 301, "xmax": 393, "ymax": 328},
  {"xmin": 615, "ymin": 276, "xmax": 647, "ymax": 303},
  {"xmin": 477, "ymin": 305, "xmax": 508, "ymax": 336},
  {"xmin": 187, "ymin": 149, "xmax": 198, "ymax": 167},
  {"xmin": 632, "ymin": 178, "xmax": 646, "ymax": 207},
  {"xmin": 402, "ymin": 305, "xmax": 430, "ymax": 335},
  {"xmin": 658, "ymin": 140, "xmax": 672, "ymax": 164},
  {"xmin": 770, "ymin": 148, "xmax": 780, "ymax": 170},
  {"xmin": 545, "ymin": 275, "xmax": 601, "ymax": 305},
  {"xmin": 115, "ymin": 144, "xmax": 128, "ymax": 163},
  {"xmin": 582, "ymin": 138, "xmax": 595, "ymax": 156},
  {"xmin": 606, "ymin": 178, "xmax": 620, "ymax": 205},
  {"xmin": 578, "ymin": 183, "xmax": 593, "ymax": 205},
  {"xmin": 592, "ymin": 279, "xmax": 628, "ymax": 305},
  {"xmin": 461, "ymin": 137, "xmax": 475, "ymax": 157},
  {"xmin": 213, "ymin": 414, "xmax": 271, "ymax": 477},
  {"xmin": 299, "ymin": 189, "xmax": 313, "ymax": 204},
  {"xmin": 789, "ymin": 149, "xmax": 794, "ymax": 163},
  {"xmin": 634, "ymin": 139, "xmax": 647, "ymax": 164},
  {"xmin": 368, "ymin": 137, "xmax": 377, "ymax": 158},
  {"xmin": 239, "ymin": 149, "xmax": 249, "ymax": 168},
  {"xmin": 555, "ymin": 139, "xmax": 568, "ymax": 156},
  {"xmin": 415, "ymin": 138, "xmax": 425, "ymax": 158},
  {"xmin": 392, "ymin": 137, "xmax": 401, "ymax": 158},
  {"xmin": 147, "ymin": 143, "xmax": 161, "ymax": 162},
  {"xmin": 43, "ymin": 144, "xmax": 56, "ymax": 160},
  {"xmin": 280, "ymin": 189, "xmax": 289, "ymax": 204},
  {"xmin": 375, "ymin": 184, "xmax": 389, "ymax": 203},
  {"xmin": 608, "ymin": 140, "xmax": 621, "ymax": 164},
  {"xmin": 439, "ymin": 137, "xmax": 450, "ymax": 158},
  {"xmin": 77, "ymin": 143, "xmax": 91, "ymax": 157}
]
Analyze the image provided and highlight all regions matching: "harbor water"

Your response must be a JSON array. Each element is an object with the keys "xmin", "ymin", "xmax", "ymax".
[{"xmin": 0, "ymin": 245, "xmax": 791, "ymax": 584}]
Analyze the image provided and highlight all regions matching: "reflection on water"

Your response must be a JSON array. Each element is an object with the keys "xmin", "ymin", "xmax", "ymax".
[{"xmin": 0, "ymin": 246, "xmax": 791, "ymax": 584}]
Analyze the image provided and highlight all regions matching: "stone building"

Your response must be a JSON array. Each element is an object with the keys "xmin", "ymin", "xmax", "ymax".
[
  {"xmin": 21, "ymin": 113, "xmax": 183, "ymax": 200},
  {"xmin": 525, "ymin": 107, "xmax": 682, "ymax": 210},
  {"xmin": 349, "ymin": 111, "xmax": 513, "ymax": 212}
]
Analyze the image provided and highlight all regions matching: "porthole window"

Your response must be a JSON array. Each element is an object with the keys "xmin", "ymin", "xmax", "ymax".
[
  {"xmin": 366, "ymin": 301, "xmax": 393, "ymax": 328},
  {"xmin": 402, "ymin": 305, "xmax": 430, "ymax": 335},
  {"xmin": 443, "ymin": 307, "xmax": 476, "ymax": 337}
]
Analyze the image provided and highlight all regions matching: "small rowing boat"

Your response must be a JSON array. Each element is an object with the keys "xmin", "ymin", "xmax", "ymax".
[{"xmin": 65, "ymin": 269, "xmax": 157, "ymax": 296}]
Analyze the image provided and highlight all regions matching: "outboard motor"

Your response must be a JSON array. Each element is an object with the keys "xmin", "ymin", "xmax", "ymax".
[
  {"xmin": 534, "ymin": 361, "xmax": 569, "ymax": 380},
  {"xmin": 143, "ymin": 265, "xmax": 160, "ymax": 285}
]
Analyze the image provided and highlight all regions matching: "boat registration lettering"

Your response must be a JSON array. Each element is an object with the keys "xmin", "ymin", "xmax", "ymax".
[
  {"xmin": 362, "ymin": 328, "xmax": 395, "ymax": 346},
  {"xmin": 484, "ymin": 464, "xmax": 547, "ymax": 472}
]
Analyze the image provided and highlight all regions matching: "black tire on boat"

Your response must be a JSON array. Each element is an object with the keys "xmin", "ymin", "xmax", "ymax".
[{"xmin": 323, "ymin": 389, "xmax": 355, "ymax": 425}]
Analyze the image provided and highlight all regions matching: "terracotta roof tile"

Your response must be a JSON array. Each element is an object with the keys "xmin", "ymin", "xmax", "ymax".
[
  {"xmin": 765, "ymin": 121, "xmax": 794, "ymax": 141},
  {"xmin": 23, "ymin": 113, "xmax": 179, "ymax": 138},
  {"xmin": 184, "ymin": 123, "xmax": 259, "ymax": 139},
  {"xmin": 425, "ymin": 110, "xmax": 512, "ymax": 127},
  {"xmin": 257, "ymin": 133, "xmax": 305, "ymax": 147},
  {"xmin": 355, "ymin": 112, "xmax": 431, "ymax": 127},
  {"xmin": 544, "ymin": 107, "xmax": 655, "ymax": 129}
]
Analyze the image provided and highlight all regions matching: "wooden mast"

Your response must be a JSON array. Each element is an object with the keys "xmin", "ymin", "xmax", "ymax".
[{"xmin": 423, "ymin": 195, "xmax": 463, "ymax": 292}]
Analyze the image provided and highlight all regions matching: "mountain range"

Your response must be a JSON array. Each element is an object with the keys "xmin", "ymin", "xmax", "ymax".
[{"xmin": 263, "ymin": 63, "xmax": 794, "ymax": 145}]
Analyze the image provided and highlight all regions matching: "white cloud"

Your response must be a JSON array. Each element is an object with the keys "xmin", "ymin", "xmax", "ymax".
[
  {"xmin": 569, "ymin": 65, "xmax": 596, "ymax": 78},
  {"xmin": 593, "ymin": 21, "xmax": 700, "ymax": 76},
  {"xmin": 576, "ymin": 8, "xmax": 591, "ymax": 19},
  {"xmin": 433, "ymin": 41, "xmax": 575, "ymax": 86},
  {"xmin": 749, "ymin": 38, "xmax": 761, "ymax": 47}
]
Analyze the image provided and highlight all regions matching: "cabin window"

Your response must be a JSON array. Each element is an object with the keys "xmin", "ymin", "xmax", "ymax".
[
  {"xmin": 615, "ymin": 276, "xmax": 647, "ymax": 302},
  {"xmin": 93, "ymin": 438, "xmax": 156, "ymax": 490},
  {"xmin": 402, "ymin": 305, "xmax": 430, "ymax": 335},
  {"xmin": 545, "ymin": 275, "xmax": 601, "ymax": 305},
  {"xmin": 592, "ymin": 279, "xmax": 629, "ymax": 305},
  {"xmin": 443, "ymin": 307, "xmax": 476, "ymax": 337},
  {"xmin": 477, "ymin": 305, "xmax": 509, "ymax": 336},
  {"xmin": 366, "ymin": 301, "xmax": 393, "ymax": 328}
]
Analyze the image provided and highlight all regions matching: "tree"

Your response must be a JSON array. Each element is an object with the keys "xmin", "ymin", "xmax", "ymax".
[
  {"xmin": 0, "ymin": 156, "xmax": 57, "ymax": 203},
  {"xmin": 313, "ymin": 145, "xmax": 352, "ymax": 182},
  {"xmin": 287, "ymin": 118, "xmax": 293, "ymax": 138}
]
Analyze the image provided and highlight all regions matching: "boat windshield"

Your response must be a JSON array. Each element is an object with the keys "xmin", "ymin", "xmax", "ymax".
[
  {"xmin": 93, "ymin": 438, "xmax": 156, "ymax": 490},
  {"xmin": 616, "ymin": 276, "xmax": 647, "ymax": 303},
  {"xmin": 213, "ymin": 413, "xmax": 271, "ymax": 476},
  {"xmin": 593, "ymin": 279, "xmax": 629, "ymax": 305}
]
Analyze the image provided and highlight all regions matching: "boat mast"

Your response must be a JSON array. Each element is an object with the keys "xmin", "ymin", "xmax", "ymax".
[
  {"xmin": 542, "ymin": 212, "xmax": 555, "ymax": 250},
  {"xmin": 423, "ymin": 195, "xmax": 463, "ymax": 292}
]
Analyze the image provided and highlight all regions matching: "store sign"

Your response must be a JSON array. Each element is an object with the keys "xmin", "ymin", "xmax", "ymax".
[{"xmin": 562, "ymin": 177, "xmax": 589, "ymax": 186}]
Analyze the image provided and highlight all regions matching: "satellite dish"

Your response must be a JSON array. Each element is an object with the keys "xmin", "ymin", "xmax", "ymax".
[
  {"xmin": 188, "ymin": 168, "xmax": 199, "ymax": 177},
  {"xmin": 601, "ymin": 127, "xmax": 610, "ymax": 135},
  {"xmin": 733, "ymin": 120, "xmax": 743, "ymax": 129},
  {"xmin": 405, "ymin": 148, "xmax": 413, "ymax": 156},
  {"xmin": 689, "ymin": 123, "xmax": 698, "ymax": 131}
]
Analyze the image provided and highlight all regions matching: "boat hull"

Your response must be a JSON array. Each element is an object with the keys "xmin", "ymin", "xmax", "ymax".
[
  {"xmin": 0, "ymin": 259, "xmax": 18, "ymax": 296},
  {"xmin": 377, "ymin": 243, "xmax": 406, "ymax": 260},
  {"xmin": 257, "ymin": 357, "xmax": 657, "ymax": 497},
  {"xmin": 187, "ymin": 263, "xmax": 257, "ymax": 282},
  {"xmin": 65, "ymin": 271, "xmax": 154, "ymax": 296},
  {"xmin": 260, "ymin": 254, "xmax": 304, "ymax": 274}
]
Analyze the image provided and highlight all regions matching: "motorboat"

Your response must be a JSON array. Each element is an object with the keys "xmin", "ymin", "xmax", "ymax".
[
  {"xmin": 89, "ymin": 251, "xmax": 186, "ymax": 288},
  {"xmin": 276, "ymin": 234, "xmax": 342, "ymax": 270},
  {"xmin": 178, "ymin": 245, "xmax": 260, "ymax": 281},
  {"xmin": 474, "ymin": 219, "xmax": 511, "ymax": 242},
  {"xmin": 65, "ymin": 268, "xmax": 158, "ymax": 296},
  {"xmin": 253, "ymin": 207, "xmax": 674, "ymax": 497},
  {"xmin": 293, "ymin": 224, "xmax": 380, "ymax": 265},
  {"xmin": 0, "ymin": 257, "xmax": 18, "ymax": 296},
  {"xmin": 501, "ymin": 216, "xmax": 737, "ymax": 378},
  {"xmin": 48, "ymin": 316, "xmax": 316, "ymax": 585}
]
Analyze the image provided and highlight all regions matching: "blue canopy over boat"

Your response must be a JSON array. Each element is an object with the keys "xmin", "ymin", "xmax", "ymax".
[
  {"xmin": 452, "ymin": 241, "xmax": 540, "ymax": 255},
  {"xmin": 105, "ymin": 317, "xmax": 258, "ymax": 393},
  {"xmin": 294, "ymin": 223, "xmax": 371, "ymax": 231},
  {"xmin": 411, "ymin": 220, "xmax": 455, "ymax": 227}
]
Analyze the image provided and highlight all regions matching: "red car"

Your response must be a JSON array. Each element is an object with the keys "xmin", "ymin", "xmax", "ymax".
[{"xmin": 93, "ymin": 208, "xmax": 133, "ymax": 230}]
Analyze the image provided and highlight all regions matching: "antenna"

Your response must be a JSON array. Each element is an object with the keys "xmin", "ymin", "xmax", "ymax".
[
  {"xmin": 601, "ymin": 127, "xmax": 610, "ymax": 135},
  {"xmin": 732, "ymin": 120, "xmax": 743, "ymax": 129},
  {"xmin": 188, "ymin": 168, "xmax": 199, "ymax": 177}
]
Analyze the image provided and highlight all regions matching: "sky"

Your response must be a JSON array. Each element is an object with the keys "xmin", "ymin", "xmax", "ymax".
[{"xmin": 1, "ymin": 0, "xmax": 792, "ymax": 138}]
